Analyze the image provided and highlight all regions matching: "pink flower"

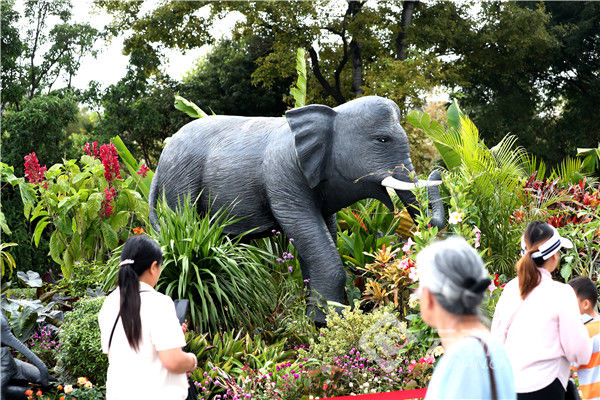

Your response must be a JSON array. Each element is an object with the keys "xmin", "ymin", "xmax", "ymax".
[
  {"xmin": 473, "ymin": 226, "xmax": 481, "ymax": 249},
  {"xmin": 137, "ymin": 163, "xmax": 149, "ymax": 178}
]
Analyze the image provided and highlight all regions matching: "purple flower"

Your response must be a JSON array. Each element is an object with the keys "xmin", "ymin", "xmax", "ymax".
[
  {"xmin": 288, "ymin": 266, "xmax": 293, "ymax": 272},
  {"xmin": 289, "ymin": 238, "xmax": 294, "ymax": 242}
]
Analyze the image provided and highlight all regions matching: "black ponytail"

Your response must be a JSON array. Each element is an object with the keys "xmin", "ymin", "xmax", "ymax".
[{"xmin": 118, "ymin": 235, "xmax": 163, "ymax": 351}]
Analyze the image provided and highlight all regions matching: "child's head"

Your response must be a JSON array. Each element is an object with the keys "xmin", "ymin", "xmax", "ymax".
[{"xmin": 568, "ymin": 276, "xmax": 598, "ymax": 316}]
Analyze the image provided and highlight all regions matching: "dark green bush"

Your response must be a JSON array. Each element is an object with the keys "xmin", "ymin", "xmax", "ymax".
[{"xmin": 56, "ymin": 297, "xmax": 107, "ymax": 385}]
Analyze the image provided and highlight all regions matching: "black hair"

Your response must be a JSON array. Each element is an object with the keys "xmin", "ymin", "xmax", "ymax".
[
  {"xmin": 518, "ymin": 221, "xmax": 555, "ymax": 299},
  {"xmin": 118, "ymin": 235, "xmax": 163, "ymax": 351},
  {"xmin": 568, "ymin": 276, "xmax": 598, "ymax": 306}
]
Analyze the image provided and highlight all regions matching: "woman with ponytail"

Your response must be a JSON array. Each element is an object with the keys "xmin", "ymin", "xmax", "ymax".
[
  {"xmin": 492, "ymin": 221, "xmax": 591, "ymax": 400},
  {"xmin": 99, "ymin": 235, "xmax": 197, "ymax": 399},
  {"xmin": 417, "ymin": 237, "xmax": 516, "ymax": 399}
]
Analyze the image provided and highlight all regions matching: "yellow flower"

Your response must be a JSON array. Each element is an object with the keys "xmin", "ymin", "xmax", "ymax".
[
  {"xmin": 84, "ymin": 381, "xmax": 93, "ymax": 389},
  {"xmin": 64, "ymin": 385, "xmax": 73, "ymax": 394}
]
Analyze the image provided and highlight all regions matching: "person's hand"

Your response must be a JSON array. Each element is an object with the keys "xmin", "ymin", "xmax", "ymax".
[
  {"xmin": 181, "ymin": 319, "xmax": 188, "ymax": 334},
  {"xmin": 187, "ymin": 352, "xmax": 197, "ymax": 372}
]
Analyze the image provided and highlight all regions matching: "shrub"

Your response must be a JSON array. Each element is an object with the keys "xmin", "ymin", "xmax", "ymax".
[{"xmin": 56, "ymin": 297, "xmax": 107, "ymax": 385}]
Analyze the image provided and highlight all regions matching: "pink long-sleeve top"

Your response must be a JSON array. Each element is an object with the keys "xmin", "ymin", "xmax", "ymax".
[{"xmin": 491, "ymin": 268, "xmax": 592, "ymax": 393}]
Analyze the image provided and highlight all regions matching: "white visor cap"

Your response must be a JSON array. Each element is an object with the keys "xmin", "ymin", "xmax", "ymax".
[{"xmin": 520, "ymin": 225, "xmax": 573, "ymax": 261}]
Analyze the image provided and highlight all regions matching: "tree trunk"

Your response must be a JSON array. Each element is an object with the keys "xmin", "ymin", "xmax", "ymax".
[
  {"xmin": 350, "ymin": 40, "xmax": 364, "ymax": 96},
  {"xmin": 395, "ymin": 1, "xmax": 418, "ymax": 61}
]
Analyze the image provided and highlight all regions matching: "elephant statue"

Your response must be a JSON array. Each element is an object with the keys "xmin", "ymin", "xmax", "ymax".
[
  {"xmin": 149, "ymin": 95, "xmax": 445, "ymax": 324},
  {"xmin": 1, "ymin": 311, "xmax": 50, "ymax": 399}
]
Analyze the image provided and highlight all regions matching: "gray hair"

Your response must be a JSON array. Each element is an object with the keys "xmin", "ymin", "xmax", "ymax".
[{"xmin": 416, "ymin": 237, "xmax": 490, "ymax": 315}]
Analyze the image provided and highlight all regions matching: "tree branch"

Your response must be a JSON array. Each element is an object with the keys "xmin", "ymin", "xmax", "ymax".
[{"xmin": 308, "ymin": 46, "xmax": 346, "ymax": 104}]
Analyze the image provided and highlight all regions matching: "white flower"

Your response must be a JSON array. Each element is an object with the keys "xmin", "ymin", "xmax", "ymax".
[
  {"xmin": 433, "ymin": 346, "xmax": 444, "ymax": 357},
  {"xmin": 413, "ymin": 231, "xmax": 422, "ymax": 238},
  {"xmin": 449, "ymin": 211, "xmax": 465, "ymax": 225},
  {"xmin": 408, "ymin": 292, "xmax": 419, "ymax": 308},
  {"xmin": 402, "ymin": 238, "xmax": 415, "ymax": 253},
  {"xmin": 408, "ymin": 268, "xmax": 419, "ymax": 282},
  {"xmin": 349, "ymin": 382, "xmax": 353, "ymax": 388}
]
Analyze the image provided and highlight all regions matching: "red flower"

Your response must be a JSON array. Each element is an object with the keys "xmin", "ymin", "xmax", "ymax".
[
  {"xmin": 137, "ymin": 163, "xmax": 149, "ymax": 178},
  {"xmin": 83, "ymin": 141, "xmax": 99, "ymax": 158},
  {"xmin": 493, "ymin": 274, "xmax": 500, "ymax": 287},
  {"xmin": 133, "ymin": 227, "xmax": 145, "ymax": 235},
  {"xmin": 23, "ymin": 153, "xmax": 47, "ymax": 185},
  {"xmin": 100, "ymin": 187, "xmax": 117, "ymax": 217},
  {"xmin": 99, "ymin": 143, "xmax": 121, "ymax": 184},
  {"xmin": 322, "ymin": 382, "xmax": 328, "ymax": 391}
]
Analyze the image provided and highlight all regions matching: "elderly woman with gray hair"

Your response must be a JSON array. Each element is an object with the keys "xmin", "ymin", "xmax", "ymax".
[{"xmin": 417, "ymin": 237, "xmax": 516, "ymax": 400}]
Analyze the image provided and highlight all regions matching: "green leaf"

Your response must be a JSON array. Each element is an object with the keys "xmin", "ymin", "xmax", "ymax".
[
  {"xmin": 110, "ymin": 211, "xmax": 130, "ymax": 231},
  {"xmin": 62, "ymin": 249, "xmax": 74, "ymax": 280},
  {"xmin": 101, "ymin": 222, "xmax": 118, "ymax": 250},
  {"xmin": 49, "ymin": 231, "xmax": 65, "ymax": 265},
  {"xmin": 17, "ymin": 270, "xmax": 42, "ymax": 288},
  {"xmin": 446, "ymin": 99, "xmax": 462, "ymax": 130},
  {"xmin": 33, "ymin": 217, "xmax": 50, "ymax": 247},
  {"xmin": 71, "ymin": 172, "xmax": 88, "ymax": 187},
  {"xmin": 174, "ymin": 94, "xmax": 207, "ymax": 119},
  {"xmin": 290, "ymin": 48, "xmax": 307, "ymax": 108},
  {"xmin": 111, "ymin": 136, "xmax": 154, "ymax": 200},
  {"xmin": 560, "ymin": 264, "xmax": 572, "ymax": 282},
  {"xmin": 87, "ymin": 192, "xmax": 102, "ymax": 219},
  {"xmin": 0, "ymin": 211, "xmax": 11, "ymax": 235}
]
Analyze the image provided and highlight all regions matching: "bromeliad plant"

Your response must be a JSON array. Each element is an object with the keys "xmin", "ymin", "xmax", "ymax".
[{"xmin": 19, "ymin": 145, "xmax": 148, "ymax": 279}]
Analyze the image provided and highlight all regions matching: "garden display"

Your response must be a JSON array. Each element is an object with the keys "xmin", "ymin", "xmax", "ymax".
[{"xmin": 1, "ymin": 2, "xmax": 598, "ymax": 398}]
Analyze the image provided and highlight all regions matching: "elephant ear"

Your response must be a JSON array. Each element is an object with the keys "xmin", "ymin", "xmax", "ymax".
[{"xmin": 286, "ymin": 104, "xmax": 336, "ymax": 188}]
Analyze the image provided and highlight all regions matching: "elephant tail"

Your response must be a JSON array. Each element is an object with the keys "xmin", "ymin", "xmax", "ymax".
[{"xmin": 148, "ymin": 172, "xmax": 160, "ymax": 232}]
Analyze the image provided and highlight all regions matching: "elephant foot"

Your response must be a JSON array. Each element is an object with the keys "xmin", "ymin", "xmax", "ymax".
[
  {"xmin": 305, "ymin": 300, "xmax": 345, "ymax": 327},
  {"xmin": 4, "ymin": 384, "xmax": 30, "ymax": 400}
]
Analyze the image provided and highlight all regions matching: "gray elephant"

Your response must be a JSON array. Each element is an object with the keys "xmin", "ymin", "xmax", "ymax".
[
  {"xmin": 149, "ymin": 95, "xmax": 445, "ymax": 324},
  {"xmin": 1, "ymin": 311, "xmax": 50, "ymax": 399}
]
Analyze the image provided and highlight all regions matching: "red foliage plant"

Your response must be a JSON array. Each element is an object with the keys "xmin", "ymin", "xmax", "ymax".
[
  {"xmin": 514, "ymin": 173, "xmax": 599, "ymax": 228},
  {"xmin": 98, "ymin": 143, "xmax": 121, "ymax": 184}
]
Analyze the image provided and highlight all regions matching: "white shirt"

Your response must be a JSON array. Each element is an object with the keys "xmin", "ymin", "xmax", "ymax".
[
  {"xmin": 491, "ymin": 268, "xmax": 592, "ymax": 393},
  {"xmin": 98, "ymin": 282, "xmax": 188, "ymax": 400}
]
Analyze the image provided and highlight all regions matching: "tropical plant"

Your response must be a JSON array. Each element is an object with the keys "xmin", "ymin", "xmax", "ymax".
[
  {"xmin": 19, "ymin": 147, "xmax": 148, "ymax": 279},
  {"xmin": 336, "ymin": 199, "xmax": 402, "ymax": 271},
  {"xmin": 1, "ymin": 242, "xmax": 17, "ymax": 279},
  {"xmin": 102, "ymin": 196, "xmax": 276, "ymax": 334},
  {"xmin": 407, "ymin": 102, "xmax": 532, "ymax": 275},
  {"xmin": 578, "ymin": 144, "xmax": 600, "ymax": 173},
  {"xmin": 55, "ymin": 297, "xmax": 107, "ymax": 386}
]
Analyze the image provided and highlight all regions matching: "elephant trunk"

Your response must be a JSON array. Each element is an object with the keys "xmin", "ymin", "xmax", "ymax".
[
  {"xmin": 1, "ymin": 312, "xmax": 49, "ymax": 386},
  {"xmin": 388, "ymin": 170, "xmax": 445, "ymax": 230}
]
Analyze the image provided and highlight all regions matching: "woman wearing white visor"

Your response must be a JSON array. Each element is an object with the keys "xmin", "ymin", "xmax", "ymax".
[{"xmin": 492, "ymin": 221, "xmax": 592, "ymax": 400}]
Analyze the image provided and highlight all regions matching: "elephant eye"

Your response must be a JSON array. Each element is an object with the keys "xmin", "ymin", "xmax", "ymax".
[{"xmin": 376, "ymin": 137, "xmax": 391, "ymax": 143}]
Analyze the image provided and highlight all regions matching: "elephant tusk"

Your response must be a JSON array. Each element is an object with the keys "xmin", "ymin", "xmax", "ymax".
[{"xmin": 381, "ymin": 176, "xmax": 442, "ymax": 190}]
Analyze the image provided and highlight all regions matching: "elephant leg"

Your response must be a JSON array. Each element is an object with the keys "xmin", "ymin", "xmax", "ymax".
[
  {"xmin": 273, "ymin": 205, "xmax": 346, "ymax": 325},
  {"xmin": 325, "ymin": 214, "xmax": 337, "ymax": 242}
]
